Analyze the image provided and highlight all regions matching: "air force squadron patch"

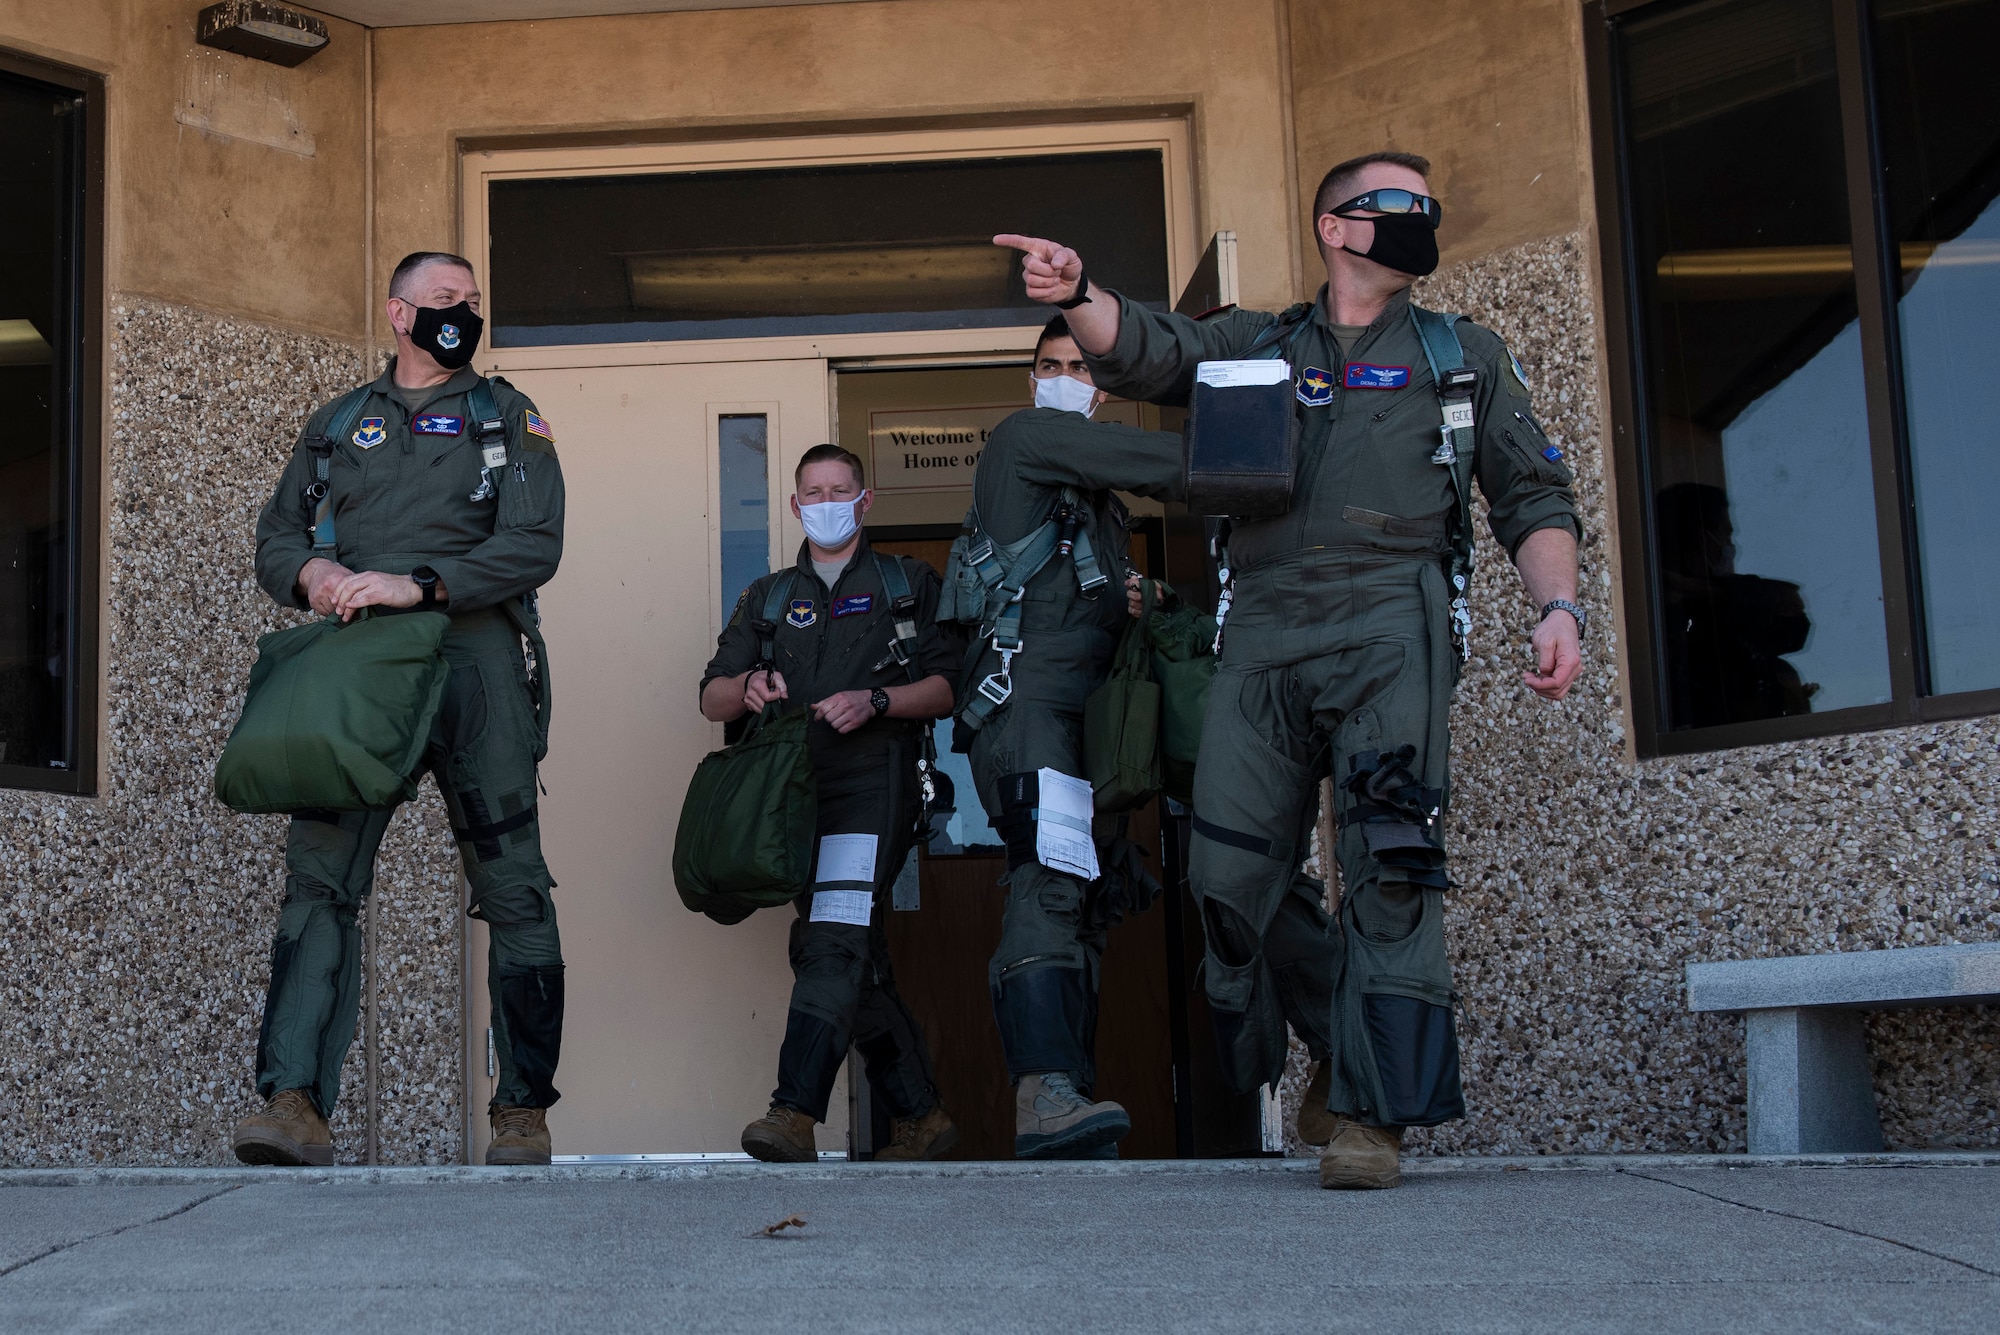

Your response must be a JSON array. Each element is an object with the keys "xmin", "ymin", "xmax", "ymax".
[
  {"xmin": 786, "ymin": 599, "xmax": 817, "ymax": 628},
  {"xmin": 413, "ymin": 415, "xmax": 463, "ymax": 436},
  {"xmin": 1509, "ymin": 350, "xmax": 1531, "ymax": 392},
  {"xmin": 1296, "ymin": 367, "xmax": 1334, "ymax": 407},
  {"xmin": 352, "ymin": 417, "xmax": 387, "ymax": 449}
]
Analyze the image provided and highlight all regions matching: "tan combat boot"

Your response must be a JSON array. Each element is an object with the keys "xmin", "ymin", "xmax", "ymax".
[
  {"xmin": 741, "ymin": 1103, "xmax": 818, "ymax": 1163},
  {"xmin": 486, "ymin": 1106, "xmax": 552, "ymax": 1166},
  {"xmin": 1297, "ymin": 1059, "xmax": 1335, "ymax": 1147},
  {"xmin": 231, "ymin": 1089, "xmax": 334, "ymax": 1167},
  {"xmin": 1015, "ymin": 1072, "xmax": 1131, "ymax": 1159},
  {"xmin": 875, "ymin": 1104, "xmax": 960, "ymax": 1162},
  {"xmin": 1318, "ymin": 1115, "xmax": 1404, "ymax": 1190}
]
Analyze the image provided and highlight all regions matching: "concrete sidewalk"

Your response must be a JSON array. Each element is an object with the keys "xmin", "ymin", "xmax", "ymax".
[{"xmin": 1, "ymin": 1154, "xmax": 1995, "ymax": 1333}]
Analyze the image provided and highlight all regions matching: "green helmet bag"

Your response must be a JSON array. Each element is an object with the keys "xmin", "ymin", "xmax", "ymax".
[
  {"xmin": 672, "ymin": 704, "xmax": 818, "ymax": 925},
  {"xmin": 214, "ymin": 609, "xmax": 452, "ymax": 814}
]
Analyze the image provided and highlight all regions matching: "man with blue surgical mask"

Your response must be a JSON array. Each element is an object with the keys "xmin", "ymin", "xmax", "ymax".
[
  {"xmin": 937, "ymin": 315, "xmax": 1188, "ymax": 1158},
  {"xmin": 701, "ymin": 444, "xmax": 962, "ymax": 1163}
]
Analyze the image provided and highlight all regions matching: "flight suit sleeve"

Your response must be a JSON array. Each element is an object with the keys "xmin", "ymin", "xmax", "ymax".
[
  {"xmin": 1463, "ymin": 323, "xmax": 1582, "ymax": 559},
  {"xmin": 425, "ymin": 395, "xmax": 567, "ymax": 613},
  {"xmin": 989, "ymin": 408, "xmax": 1188, "ymax": 502},
  {"xmin": 1080, "ymin": 290, "xmax": 1277, "ymax": 407},
  {"xmin": 253, "ymin": 401, "xmax": 337, "ymax": 610},
  {"xmin": 700, "ymin": 579, "xmax": 765, "ymax": 699},
  {"xmin": 906, "ymin": 561, "xmax": 962, "ymax": 686}
]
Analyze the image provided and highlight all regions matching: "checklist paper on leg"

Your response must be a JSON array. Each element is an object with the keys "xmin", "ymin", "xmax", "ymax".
[{"xmin": 1034, "ymin": 768, "xmax": 1098, "ymax": 882}]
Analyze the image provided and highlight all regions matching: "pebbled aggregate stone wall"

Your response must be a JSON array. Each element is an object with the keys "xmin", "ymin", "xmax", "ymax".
[
  {"xmin": 0, "ymin": 298, "xmax": 464, "ymax": 1166},
  {"xmin": 1279, "ymin": 233, "xmax": 2000, "ymax": 1156}
]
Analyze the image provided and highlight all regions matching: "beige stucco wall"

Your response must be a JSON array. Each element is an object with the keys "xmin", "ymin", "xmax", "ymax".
[
  {"xmin": 0, "ymin": 0, "xmax": 369, "ymax": 339},
  {"xmin": 369, "ymin": 0, "xmax": 1305, "ymax": 341},
  {"xmin": 1287, "ymin": 0, "xmax": 1592, "ymax": 269}
]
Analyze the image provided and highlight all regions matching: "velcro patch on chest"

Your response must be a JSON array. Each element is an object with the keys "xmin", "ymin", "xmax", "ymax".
[
  {"xmin": 1345, "ymin": 364, "xmax": 1411, "ymax": 390},
  {"xmin": 1296, "ymin": 366, "xmax": 1335, "ymax": 407},
  {"xmin": 413, "ymin": 414, "xmax": 464, "ymax": 436},
  {"xmin": 786, "ymin": 599, "xmax": 817, "ymax": 628},
  {"xmin": 832, "ymin": 594, "xmax": 874, "ymax": 618},
  {"xmin": 352, "ymin": 417, "xmax": 387, "ymax": 449}
]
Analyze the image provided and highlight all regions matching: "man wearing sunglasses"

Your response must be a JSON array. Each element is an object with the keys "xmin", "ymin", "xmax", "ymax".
[{"xmin": 995, "ymin": 151, "xmax": 1583, "ymax": 1190}]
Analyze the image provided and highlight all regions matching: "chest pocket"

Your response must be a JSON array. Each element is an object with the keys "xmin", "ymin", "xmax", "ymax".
[{"xmin": 1342, "ymin": 381, "xmax": 1457, "ymax": 528}]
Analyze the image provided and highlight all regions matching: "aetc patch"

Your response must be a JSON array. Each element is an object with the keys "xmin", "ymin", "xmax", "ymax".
[
  {"xmin": 1344, "ymin": 364, "xmax": 1411, "ymax": 390},
  {"xmin": 437, "ymin": 324, "xmax": 463, "ymax": 351},
  {"xmin": 352, "ymin": 417, "xmax": 387, "ymax": 449},
  {"xmin": 1295, "ymin": 366, "xmax": 1334, "ymax": 407},
  {"xmin": 832, "ymin": 594, "xmax": 874, "ymax": 618},
  {"xmin": 1509, "ymin": 350, "xmax": 1532, "ymax": 392},
  {"xmin": 786, "ymin": 599, "xmax": 817, "ymax": 628},
  {"xmin": 413, "ymin": 414, "xmax": 463, "ymax": 436}
]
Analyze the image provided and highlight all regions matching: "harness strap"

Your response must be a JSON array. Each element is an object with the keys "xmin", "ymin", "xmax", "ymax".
[
  {"xmin": 754, "ymin": 570, "xmax": 800, "ymax": 672},
  {"xmin": 1408, "ymin": 304, "xmax": 1478, "ymax": 660},
  {"xmin": 301, "ymin": 386, "xmax": 374, "ymax": 558}
]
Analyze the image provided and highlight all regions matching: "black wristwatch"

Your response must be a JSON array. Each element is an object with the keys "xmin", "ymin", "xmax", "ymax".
[
  {"xmin": 869, "ymin": 687, "xmax": 892, "ymax": 718},
  {"xmin": 411, "ymin": 565, "xmax": 441, "ymax": 608},
  {"xmin": 1540, "ymin": 598, "xmax": 1586, "ymax": 639},
  {"xmin": 1055, "ymin": 266, "xmax": 1093, "ymax": 309}
]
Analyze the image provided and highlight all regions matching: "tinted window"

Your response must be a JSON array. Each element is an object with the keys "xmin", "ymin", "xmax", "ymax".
[
  {"xmin": 0, "ymin": 66, "xmax": 89, "ymax": 785},
  {"xmin": 487, "ymin": 151, "xmax": 1171, "ymax": 345},
  {"xmin": 1615, "ymin": 0, "xmax": 1893, "ymax": 731},
  {"xmin": 1871, "ymin": 0, "xmax": 2000, "ymax": 695}
]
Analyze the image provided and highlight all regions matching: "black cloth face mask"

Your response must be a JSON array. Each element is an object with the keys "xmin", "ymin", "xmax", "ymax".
[
  {"xmin": 1341, "ymin": 212, "xmax": 1439, "ymax": 278},
  {"xmin": 409, "ymin": 301, "xmax": 484, "ymax": 370}
]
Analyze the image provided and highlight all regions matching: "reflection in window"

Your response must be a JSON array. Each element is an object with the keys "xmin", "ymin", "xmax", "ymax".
[
  {"xmin": 1616, "ymin": 0, "xmax": 1892, "ymax": 729},
  {"xmin": 718, "ymin": 414, "xmax": 769, "ymax": 622},
  {"xmin": 1872, "ymin": 0, "xmax": 2000, "ymax": 696},
  {"xmin": 488, "ymin": 151, "xmax": 1170, "ymax": 345},
  {"xmin": 0, "ymin": 69, "xmax": 85, "ymax": 780}
]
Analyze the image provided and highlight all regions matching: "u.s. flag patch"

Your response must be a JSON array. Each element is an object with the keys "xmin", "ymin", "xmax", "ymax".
[{"xmin": 524, "ymin": 410, "xmax": 554, "ymax": 442}]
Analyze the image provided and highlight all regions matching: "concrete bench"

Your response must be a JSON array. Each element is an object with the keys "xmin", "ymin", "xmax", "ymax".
[{"xmin": 1686, "ymin": 943, "xmax": 2000, "ymax": 1153}]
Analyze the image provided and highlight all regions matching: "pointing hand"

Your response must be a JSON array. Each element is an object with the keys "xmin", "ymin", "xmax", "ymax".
[{"xmin": 994, "ymin": 234, "xmax": 1086, "ymax": 306}]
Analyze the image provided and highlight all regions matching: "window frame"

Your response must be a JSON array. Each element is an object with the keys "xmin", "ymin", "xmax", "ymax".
[
  {"xmin": 0, "ymin": 49, "xmax": 103, "ymax": 796},
  {"xmin": 1583, "ymin": 0, "xmax": 2000, "ymax": 757}
]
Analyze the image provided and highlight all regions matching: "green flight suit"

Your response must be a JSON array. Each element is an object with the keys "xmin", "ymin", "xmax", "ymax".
[
  {"xmin": 701, "ymin": 537, "xmax": 962, "ymax": 1123},
  {"xmin": 1085, "ymin": 287, "xmax": 1580, "ymax": 1127},
  {"xmin": 955, "ymin": 407, "xmax": 1184, "ymax": 1087},
  {"xmin": 250, "ymin": 360, "xmax": 567, "ymax": 1117}
]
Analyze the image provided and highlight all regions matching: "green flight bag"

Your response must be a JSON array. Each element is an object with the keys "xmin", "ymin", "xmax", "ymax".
[
  {"xmin": 1084, "ymin": 582, "xmax": 1163, "ymax": 813},
  {"xmin": 672, "ymin": 704, "xmax": 818, "ymax": 926},
  {"xmin": 1146, "ymin": 600, "xmax": 1218, "ymax": 805},
  {"xmin": 214, "ymin": 609, "xmax": 452, "ymax": 814}
]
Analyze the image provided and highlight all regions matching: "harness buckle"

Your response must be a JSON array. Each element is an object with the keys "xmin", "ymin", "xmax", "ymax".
[
  {"xmin": 976, "ymin": 643, "xmax": 1017, "ymax": 708},
  {"xmin": 1430, "ymin": 426, "xmax": 1458, "ymax": 466}
]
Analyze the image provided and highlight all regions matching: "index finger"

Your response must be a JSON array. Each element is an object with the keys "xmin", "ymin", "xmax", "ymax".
[{"xmin": 993, "ymin": 233, "xmax": 1057, "ymax": 259}]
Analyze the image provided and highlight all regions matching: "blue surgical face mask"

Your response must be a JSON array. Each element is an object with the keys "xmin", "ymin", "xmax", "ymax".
[
  {"xmin": 800, "ymin": 496, "xmax": 862, "ymax": 548},
  {"xmin": 1033, "ymin": 373, "xmax": 1098, "ymax": 417}
]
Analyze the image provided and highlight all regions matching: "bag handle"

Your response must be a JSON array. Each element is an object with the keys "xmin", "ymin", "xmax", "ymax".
[{"xmin": 1112, "ymin": 579, "xmax": 1155, "ymax": 680}]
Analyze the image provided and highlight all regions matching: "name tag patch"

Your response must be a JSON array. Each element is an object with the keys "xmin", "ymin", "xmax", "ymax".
[
  {"xmin": 833, "ymin": 594, "xmax": 874, "ymax": 618},
  {"xmin": 1295, "ymin": 366, "xmax": 1334, "ymax": 407},
  {"xmin": 1345, "ymin": 364, "xmax": 1411, "ymax": 390},
  {"xmin": 786, "ymin": 599, "xmax": 817, "ymax": 628},
  {"xmin": 413, "ymin": 415, "xmax": 463, "ymax": 436}
]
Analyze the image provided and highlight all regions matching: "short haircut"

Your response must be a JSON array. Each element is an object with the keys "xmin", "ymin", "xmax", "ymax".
[
  {"xmin": 795, "ymin": 442, "xmax": 866, "ymax": 490},
  {"xmin": 1311, "ymin": 151, "xmax": 1434, "ymax": 224},
  {"xmin": 390, "ymin": 251, "xmax": 475, "ymax": 301},
  {"xmin": 1034, "ymin": 314, "xmax": 1075, "ymax": 360}
]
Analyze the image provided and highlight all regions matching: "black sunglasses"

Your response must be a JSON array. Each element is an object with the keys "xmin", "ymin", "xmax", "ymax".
[{"xmin": 1328, "ymin": 188, "xmax": 1442, "ymax": 228}]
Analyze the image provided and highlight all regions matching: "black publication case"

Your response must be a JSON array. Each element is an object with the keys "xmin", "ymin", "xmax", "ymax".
[{"xmin": 1184, "ymin": 375, "xmax": 1297, "ymax": 519}]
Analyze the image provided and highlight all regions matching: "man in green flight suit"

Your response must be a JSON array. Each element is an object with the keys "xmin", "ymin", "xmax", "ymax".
[
  {"xmin": 997, "ymin": 149, "xmax": 1586, "ymax": 1189},
  {"xmin": 702, "ymin": 444, "xmax": 963, "ymax": 1164},
  {"xmin": 234, "ymin": 251, "xmax": 568, "ymax": 1168},
  {"xmin": 946, "ymin": 317, "xmax": 1186, "ymax": 1158}
]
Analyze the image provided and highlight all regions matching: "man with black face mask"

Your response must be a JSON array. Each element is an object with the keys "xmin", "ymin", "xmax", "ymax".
[
  {"xmin": 997, "ymin": 152, "xmax": 1584, "ymax": 1189},
  {"xmin": 237, "ymin": 251, "xmax": 568, "ymax": 1168}
]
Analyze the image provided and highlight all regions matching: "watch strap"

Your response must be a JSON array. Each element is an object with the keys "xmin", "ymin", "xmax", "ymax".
[{"xmin": 1054, "ymin": 266, "xmax": 1092, "ymax": 310}]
